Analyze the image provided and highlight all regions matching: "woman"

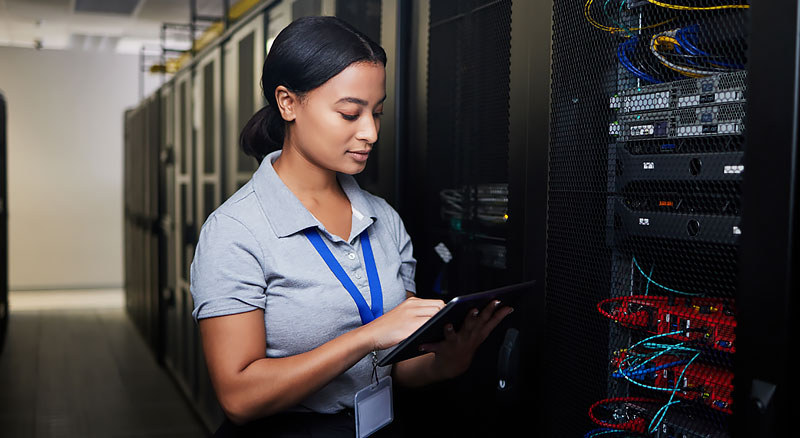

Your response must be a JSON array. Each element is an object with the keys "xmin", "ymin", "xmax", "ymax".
[{"xmin": 190, "ymin": 16, "xmax": 513, "ymax": 437}]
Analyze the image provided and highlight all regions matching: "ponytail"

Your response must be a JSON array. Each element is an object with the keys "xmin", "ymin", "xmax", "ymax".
[{"xmin": 239, "ymin": 103, "xmax": 285, "ymax": 163}]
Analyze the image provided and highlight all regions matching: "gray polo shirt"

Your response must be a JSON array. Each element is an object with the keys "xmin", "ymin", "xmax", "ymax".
[{"xmin": 189, "ymin": 149, "xmax": 416, "ymax": 414}]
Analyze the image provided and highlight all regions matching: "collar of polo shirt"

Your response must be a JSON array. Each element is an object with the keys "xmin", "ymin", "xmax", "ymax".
[{"xmin": 252, "ymin": 150, "xmax": 378, "ymax": 243}]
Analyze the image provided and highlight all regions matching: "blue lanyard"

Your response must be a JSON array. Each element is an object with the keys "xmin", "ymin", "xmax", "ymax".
[{"xmin": 304, "ymin": 228, "xmax": 383, "ymax": 325}]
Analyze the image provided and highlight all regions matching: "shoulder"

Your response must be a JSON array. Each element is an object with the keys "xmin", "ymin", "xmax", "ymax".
[
  {"xmin": 202, "ymin": 181, "xmax": 264, "ymax": 231},
  {"xmin": 197, "ymin": 181, "xmax": 266, "ymax": 250}
]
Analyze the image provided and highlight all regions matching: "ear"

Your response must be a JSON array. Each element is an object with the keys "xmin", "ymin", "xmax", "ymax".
[{"xmin": 274, "ymin": 86, "xmax": 298, "ymax": 122}]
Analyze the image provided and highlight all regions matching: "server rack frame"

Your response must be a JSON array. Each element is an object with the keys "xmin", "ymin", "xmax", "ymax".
[{"xmin": 734, "ymin": 1, "xmax": 800, "ymax": 436}]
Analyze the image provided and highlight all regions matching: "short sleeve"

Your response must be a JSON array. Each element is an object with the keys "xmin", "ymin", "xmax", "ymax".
[
  {"xmin": 387, "ymin": 205, "xmax": 417, "ymax": 294},
  {"xmin": 190, "ymin": 213, "xmax": 267, "ymax": 321}
]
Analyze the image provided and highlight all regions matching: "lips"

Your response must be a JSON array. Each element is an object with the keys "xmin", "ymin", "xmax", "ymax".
[{"xmin": 347, "ymin": 149, "xmax": 370, "ymax": 162}]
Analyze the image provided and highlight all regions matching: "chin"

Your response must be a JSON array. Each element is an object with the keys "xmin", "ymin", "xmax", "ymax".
[
  {"xmin": 335, "ymin": 159, "xmax": 368, "ymax": 175},
  {"xmin": 343, "ymin": 163, "xmax": 368, "ymax": 175}
]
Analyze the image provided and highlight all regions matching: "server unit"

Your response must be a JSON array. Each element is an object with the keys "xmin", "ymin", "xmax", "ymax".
[{"xmin": 545, "ymin": 1, "xmax": 797, "ymax": 436}]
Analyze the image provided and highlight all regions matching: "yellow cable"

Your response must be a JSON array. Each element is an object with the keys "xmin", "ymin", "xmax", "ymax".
[
  {"xmin": 651, "ymin": 33, "xmax": 705, "ymax": 77},
  {"xmin": 646, "ymin": 0, "xmax": 749, "ymax": 10},
  {"xmin": 585, "ymin": 0, "xmax": 674, "ymax": 35}
]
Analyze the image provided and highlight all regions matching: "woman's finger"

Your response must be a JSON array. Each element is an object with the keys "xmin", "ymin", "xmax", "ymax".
[
  {"xmin": 477, "ymin": 306, "xmax": 514, "ymax": 341},
  {"xmin": 478, "ymin": 300, "xmax": 501, "ymax": 324}
]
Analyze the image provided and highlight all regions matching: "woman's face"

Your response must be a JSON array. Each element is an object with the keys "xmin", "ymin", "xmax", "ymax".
[{"xmin": 285, "ymin": 62, "xmax": 386, "ymax": 175}]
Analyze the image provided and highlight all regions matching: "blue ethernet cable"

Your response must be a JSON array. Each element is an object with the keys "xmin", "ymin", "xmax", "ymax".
[{"xmin": 631, "ymin": 256, "xmax": 703, "ymax": 296}]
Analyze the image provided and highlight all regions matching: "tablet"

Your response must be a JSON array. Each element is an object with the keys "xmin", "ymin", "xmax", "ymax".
[{"xmin": 377, "ymin": 280, "xmax": 535, "ymax": 367}]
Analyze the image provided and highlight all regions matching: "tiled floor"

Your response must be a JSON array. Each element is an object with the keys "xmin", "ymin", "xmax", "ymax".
[{"xmin": 0, "ymin": 290, "xmax": 209, "ymax": 437}]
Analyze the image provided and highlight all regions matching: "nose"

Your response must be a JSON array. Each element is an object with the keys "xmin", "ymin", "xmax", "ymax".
[{"xmin": 355, "ymin": 114, "xmax": 379, "ymax": 145}]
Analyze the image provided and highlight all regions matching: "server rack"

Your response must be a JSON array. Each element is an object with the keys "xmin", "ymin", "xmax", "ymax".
[
  {"xmin": 0, "ymin": 92, "xmax": 7, "ymax": 356},
  {"xmin": 124, "ymin": 94, "xmax": 161, "ymax": 358},
  {"xmin": 544, "ymin": 1, "xmax": 797, "ymax": 436},
  {"xmin": 399, "ymin": 0, "xmax": 552, "ymax": 434},
  {"xmin": 222, "ymin": 16, "xmax": 264, "ymax": 197}
]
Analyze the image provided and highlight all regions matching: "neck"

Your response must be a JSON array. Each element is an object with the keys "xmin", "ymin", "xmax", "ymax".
[{"xmin": 273, "ymin": 144, "xmax": 340, "ymax": 198}]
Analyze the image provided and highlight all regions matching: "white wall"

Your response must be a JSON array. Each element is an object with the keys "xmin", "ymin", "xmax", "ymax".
[{"xmin": 0, "ymin": 46, "xmax": 155, "ymax": 290}]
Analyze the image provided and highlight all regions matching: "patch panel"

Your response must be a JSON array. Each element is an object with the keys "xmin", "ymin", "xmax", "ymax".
[
  {"xmin": 652, "ymin": 356, "xmax": 734, "ymax": 414},
  {"xmin": 598, "ymin": 295, "xmax": 736, "ymax": 353},
  {"xmin": 588, "ymin": 398, "xmax": 730, "ymax": 437}
]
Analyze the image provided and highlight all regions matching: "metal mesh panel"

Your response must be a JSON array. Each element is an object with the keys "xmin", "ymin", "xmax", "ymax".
[
  {"xmin": 546, "ymin": 1, "xmax": 749, "ymax": 436},
  {"xmin": 420, "ymin": 0, "xmax": 512, "ymax": 297}
]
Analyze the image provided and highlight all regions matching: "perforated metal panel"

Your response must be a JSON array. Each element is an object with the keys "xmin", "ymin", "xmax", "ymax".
[
  {"xmin": 546, "ymin": 2, "xmax": 749, "ymax": 436},
  {"xmin": 420, "ymin": 0, "xmax": 512, "ymax": 298}
]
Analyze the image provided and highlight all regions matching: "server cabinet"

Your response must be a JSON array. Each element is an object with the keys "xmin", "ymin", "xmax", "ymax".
[
  {"xmin": 192, "ymin": 45, "xmax": 226, "ymax": 429},
  {"xmin": 124, "ymin": 93, "xmax": 162, "ymax": 359},
  {"xmin": 0, "ymin": 92, "xmax": 8, "ymax": 356},
  {"xmin": 408, "ymin": 0, "xmax": 516, "ymax": 300},
  {"xmin": 401, "ymin": 0, "xmax": 551, "ymax": 434},
  {"xmin": 193, "ymin": 48, "xmax": 223, "ymax": 252},
  {"xmin": 158, "ymin": 84, "xmax": 178, "ymax": 373},
  {"xmin": 124, "ymin": 105, "xmax": 143, "ymax": 344},
  {"xmin": 171, "ymin": 70, "xmax": 198, "ymax": 402},
  {"xmin": 223, "ymin": 13, "xmax": 265, "ymax": 197},
  {"xmin": 144, "ymin": 95, "xmax": 161, "ymax": 356},
  {"xmin": 542, "ymin": 1, "xmax": 795, "ymax": 437}
]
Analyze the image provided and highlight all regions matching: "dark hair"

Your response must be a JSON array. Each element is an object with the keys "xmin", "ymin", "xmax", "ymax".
[{"xmin": 240, "ymin": 16, "xmax": 387, "ymax": 162}]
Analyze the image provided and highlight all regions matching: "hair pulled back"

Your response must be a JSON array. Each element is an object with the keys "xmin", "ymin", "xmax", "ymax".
[{"xmin": 240, "ymin": 16, "xmax": 387, "ymax": 162}]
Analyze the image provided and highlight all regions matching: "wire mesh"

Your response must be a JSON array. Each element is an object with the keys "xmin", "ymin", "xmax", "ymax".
[{"xmin": 547, "ymin": 1, "xmax": 749, "ymax": 436}]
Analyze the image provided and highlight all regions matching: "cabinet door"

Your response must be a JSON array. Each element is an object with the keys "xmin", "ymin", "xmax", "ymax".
[
  {"xmin": 224, "ymin": 13, "xmax": 265, "ymax": 196},
  {"xmin": 159, "ymin": 85, "xmax": 178, "ymax": 371},
  {"xmin": 172, "ymin": 71, "xmax": 196, "ymax": 397}
]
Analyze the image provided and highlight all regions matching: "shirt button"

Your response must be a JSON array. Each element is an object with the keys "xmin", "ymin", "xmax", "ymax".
[
  {"xmin": 354, "ymin": 271, "xmax": 362, "ymax": 279},
  {"xmin": 348, "ymin": 253, "xmax": 356, "ymax": 260}
]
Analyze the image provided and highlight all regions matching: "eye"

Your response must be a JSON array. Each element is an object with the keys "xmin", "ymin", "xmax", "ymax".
[
  {"xmin": 340, "ymin": 113, "xmax": 359, "ymax": 121},
  {"xmin": 373, "ymin": 111, "xmax": 384, "ymax": 118}
]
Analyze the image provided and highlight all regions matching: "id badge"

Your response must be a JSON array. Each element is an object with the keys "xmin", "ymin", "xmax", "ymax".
[{"xmin": 354, "ymin": 375, "xmax": 393, "ymax": 438}]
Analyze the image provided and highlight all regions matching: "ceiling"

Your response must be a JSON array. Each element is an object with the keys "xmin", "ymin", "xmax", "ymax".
[{"xmin": 0, "ymin": 0, "xmax": 228, "ymax": 55}]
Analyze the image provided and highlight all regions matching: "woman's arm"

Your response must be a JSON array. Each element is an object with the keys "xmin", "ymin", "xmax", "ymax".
[{"xmin": 200, "ymin": 296, "xmax": 445, "ymax": 425}]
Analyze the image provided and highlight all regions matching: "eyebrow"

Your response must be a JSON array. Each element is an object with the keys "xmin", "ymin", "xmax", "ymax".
[{"xmin": 335, "ymin": 95, "xmax": 387, "ymax": 106}]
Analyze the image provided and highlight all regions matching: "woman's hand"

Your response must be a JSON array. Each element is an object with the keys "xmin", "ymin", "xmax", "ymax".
[
  {"xmin": 363, "ymin": 297, "xmax": 446, "ymax": 350},
  {"xmin": 419, "ymin": 300, "xmax": 513, "ymax": 380}
]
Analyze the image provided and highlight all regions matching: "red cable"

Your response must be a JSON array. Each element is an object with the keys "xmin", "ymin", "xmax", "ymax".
[{"xmin": 588, "ymin": 397, "xmax": 661, "ymax": 434}]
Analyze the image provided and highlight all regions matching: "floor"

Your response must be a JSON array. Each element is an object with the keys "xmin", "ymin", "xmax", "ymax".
[{"xmin": 0, "ymin": 290, "xmax": 209, "ymax": 437}]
